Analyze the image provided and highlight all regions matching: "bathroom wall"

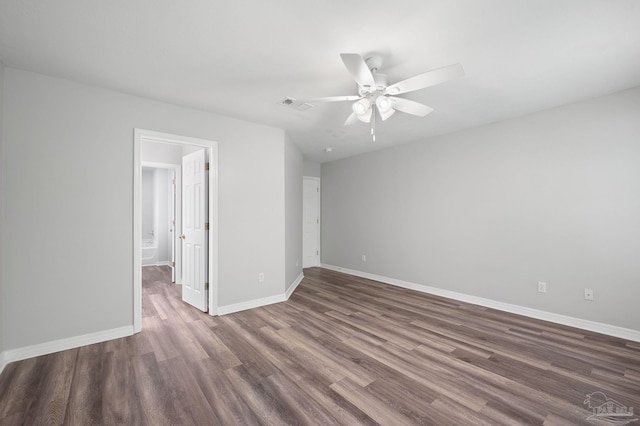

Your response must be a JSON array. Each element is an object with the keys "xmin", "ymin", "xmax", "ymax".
[
  {"xmin": 154, "ymin": 168, "xmax": 170, "ymax": 264},
  {"xmin": 141, "ymin": 167, "xmax": 172, "ymax": 265},
  {"xmin": 141, "ymin": 168, "xmax": 155, "ymax": 241}
]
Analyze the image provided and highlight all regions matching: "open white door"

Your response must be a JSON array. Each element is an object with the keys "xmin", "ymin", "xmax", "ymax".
[
  {"xmin": 181, "ymin": 149, "xmax": 208, "ymax": 311},
  {"xmin": 303, "ymin": 177, "xmax": 320, "ymax": 267}
]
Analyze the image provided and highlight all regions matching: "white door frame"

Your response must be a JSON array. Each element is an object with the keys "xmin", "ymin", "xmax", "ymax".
[
  {"xmin": 303, "ymin": 176, "xmax": 321, "ymax": 267},
  {"xmin": 133, "ymin": 129, "xmax": 219, "ymax": 333}
]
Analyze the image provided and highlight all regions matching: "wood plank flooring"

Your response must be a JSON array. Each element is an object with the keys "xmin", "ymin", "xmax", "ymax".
[{"xmin": 0, "ymin": 266, "xmax": 638, "ymax": 425}]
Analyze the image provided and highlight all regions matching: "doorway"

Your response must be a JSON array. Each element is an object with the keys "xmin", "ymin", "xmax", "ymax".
[
  {"xmin": 133, "ymin": 129, "xmax": 219, "ymax": 333},
  {"xmin": 303, "ymin": 176, "xmax": 321, "ymax": 267},
  {"xmin": 141, "ymin": 165, "xmax": 178, "ymax": 275}
]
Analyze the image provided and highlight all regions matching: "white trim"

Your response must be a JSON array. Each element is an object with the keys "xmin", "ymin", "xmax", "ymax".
[
  {"xmin": 0, "ymin": 275, "xmax": 306, "ymax": 373},
  {"xmin": 0, "ymin": 326, "xmax": 133, "ymax": 372},
  {"xmin": 134, "ymin": 129, "xmax": 219, "ymax": 331},
  {"xmin": 218, "ymin": 273, "xmax": 305, "ymax": 315},
  {"xmin": 141, "ymin": 161, "xmax": 180, "ymax": 169},
  {"xmin": 0, "ymin": 274, "xmax": 307, "ymax": 372},
  {"xmin": 286, "ymin": 273, "xmax": 304, "ymax": 299},
  {"xmin": 0, "ymin": 351, "xmax": 7, "ymax": 375},
  {"xmin": 218, "ymin": 294, "xmax": 287, "ymax": 315},
  {"xmin": 133, "ymin": 134, "xmax": 142, "ymax": 332},
  {"xmin": 208, "ymin": 142, "xmax": 219, "ymax": 316},
  {"xmin": 321, "ymin": 264, "xmax": 640, "ymax": 343}
]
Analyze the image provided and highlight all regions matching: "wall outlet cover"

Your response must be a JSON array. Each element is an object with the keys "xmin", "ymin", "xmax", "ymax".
[{"xmin": 584, "ymin": 288, "xmax": 594, "ymax": 301}]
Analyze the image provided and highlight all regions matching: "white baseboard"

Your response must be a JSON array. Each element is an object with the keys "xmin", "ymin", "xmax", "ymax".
[
  {"xmin": 286, "ymin": 273, "xmax": 304, "ymax": 299},
  {"xmin": 218, "ymin": 294, "xmax": 287, "ymax": 315},
  {"xmin": 0, "ymin": 275, "xmax": 313, "ymax": 373},
  {"xmin": 218, "ymin": 273, "xmax": 305, "ymax": 316},
  {"xmin": 321, "ymin": 264, "xmax": 640, "ymax": 343},
  {"xmin": 0, "ymin": 351, "xmax": 7, "ymax": 376},
  {"xmin": 0, "ymin": 326, "xmax": 134, "ymax": 374}
]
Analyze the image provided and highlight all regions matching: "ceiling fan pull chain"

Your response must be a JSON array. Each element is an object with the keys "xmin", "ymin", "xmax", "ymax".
[{"xmin": 372, "ymin": 104, "xmax": 376, "ymax": 142}]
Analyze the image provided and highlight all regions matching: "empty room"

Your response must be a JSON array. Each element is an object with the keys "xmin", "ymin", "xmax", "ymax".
[{"xmin": 0, "ymin": 1, "xmax": 639, "ymax": 425}]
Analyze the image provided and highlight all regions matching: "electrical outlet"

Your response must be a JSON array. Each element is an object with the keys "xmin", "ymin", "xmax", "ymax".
[
  {"xmin": 584, "ymin": 288, "xmax": 594, "ymax": 301},
  {"xmin": 362, "ymin": 254, "xmax": 367, "ymax": 262},
  {"xmin": 537, "ymin": 281, "xmax": 547, "ymax": 293},
  {"xmin": 258, "ymin": 273, "xmax": 265, "ymax": 283}
]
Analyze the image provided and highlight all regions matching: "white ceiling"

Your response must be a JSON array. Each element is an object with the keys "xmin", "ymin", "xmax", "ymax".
[{"xmin": 1, "ymin": 1, "xmax": 639, "ymax": 163}]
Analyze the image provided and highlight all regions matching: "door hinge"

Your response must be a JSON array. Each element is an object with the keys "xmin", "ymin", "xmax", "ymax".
[
  {"xmin": 172, "ymin": 261, "xmax": 175, "ymax": 267},
  {"xmin": 317, "ymin": 187, "xmax": 319, "ymax": 192},
  {"xmin": 316, "ymin": 218, "xmax": 319, "ymax": 224},
  {"xmin": 205, "ymin": 162, "xmax": 210, "ymax": 171},
  {"xmin": 205, "ymin": 222, "xmax": 210, "ymax": 230},
  {"xmin": 316, "ymin": 250, "xmax": 319, "ymax": 255},
  {"xmin": 205, "ymin": 282, "xmax": 209, "ymax": 291},
  {"xmin": 172, "ymin": 178, "xmax": 176, "ymax": 185}
]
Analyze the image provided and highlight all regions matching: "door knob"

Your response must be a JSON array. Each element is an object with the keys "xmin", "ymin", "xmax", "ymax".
[{"xmin": 179, "ymin": 234, "xmax": 186, "ymax": 240}]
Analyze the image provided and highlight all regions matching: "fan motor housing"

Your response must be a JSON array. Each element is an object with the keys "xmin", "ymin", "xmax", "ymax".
[{"xmin": 359, "ymin": 73, "xmax": 388, "ymax": 96}]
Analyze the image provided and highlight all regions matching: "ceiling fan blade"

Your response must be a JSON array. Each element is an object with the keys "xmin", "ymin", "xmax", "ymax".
[
  {"xmin": 304, "ymin": 95, "xmax": 361, "ymax": 103},
  {"xmin": 385, "ymin": 63, "xmax": 464, "ymax": 95},
  {"xmin": 390, "ymin": 97, "xmax": 434, "ymax": 116},
  {"xmin": 344, "ymin": 112, "xmax": 358, "ymax": 125},
  {"xmin": 340, "ymin": 53, "xmax": 376, "ymax": 90}
]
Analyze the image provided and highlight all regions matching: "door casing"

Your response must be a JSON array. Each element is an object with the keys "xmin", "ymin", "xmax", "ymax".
[{"xmin": 133, "ymin": 129, "xmax": 219, "ymax": 333}]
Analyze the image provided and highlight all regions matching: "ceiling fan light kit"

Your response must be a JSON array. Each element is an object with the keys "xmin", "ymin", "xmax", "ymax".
[
  {"xmin": 296, "ymin": 53, "xmax": 464, "ymax": 143},
  {"xmin": 353, "ymin": 98, "xmax": 370, "ymax": 115}
]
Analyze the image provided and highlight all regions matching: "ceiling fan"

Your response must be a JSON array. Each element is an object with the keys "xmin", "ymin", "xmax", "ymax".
[{"xmin": 299, "ymin": 53, "xmax": 464, "ymax": 139}]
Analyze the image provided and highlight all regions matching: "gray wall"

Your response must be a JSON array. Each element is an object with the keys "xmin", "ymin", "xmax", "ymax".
[
  {"xmin": 2, "ymin": 68, "xmax": 287, "ymax": 350},
  {"xmin": 285, "ymin": 135, "xmax": 303, "ymax": 290},
  {"xmin": 0, "ymin": 61, "xmax": 4, "ymax": 356},
  {"xmin": 322, "ymin": 87, "xmax": 640, "ymax": 331},
  {"xmin": 303, "ymin": 160, "xmax": 321, "ymax": 177}
]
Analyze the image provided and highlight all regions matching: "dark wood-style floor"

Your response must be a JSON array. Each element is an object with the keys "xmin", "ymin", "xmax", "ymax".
[{"xmin": 0, "ymin": 267, "xmax": 638, "ymax": 425}]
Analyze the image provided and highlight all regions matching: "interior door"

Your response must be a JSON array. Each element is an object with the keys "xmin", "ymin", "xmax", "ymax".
[
  {"xmin": 181, "ymin": 149, "xmax": 208, "ymax": 311},
  {"xmin": 303, "ymin": 177, "xmax": 320, "ymax": 267}
]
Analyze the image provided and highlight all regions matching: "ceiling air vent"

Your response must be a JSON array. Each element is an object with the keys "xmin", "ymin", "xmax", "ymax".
[{"xmin": 281, "ymin": 97, "xmax": 313, "ymax": 111}]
